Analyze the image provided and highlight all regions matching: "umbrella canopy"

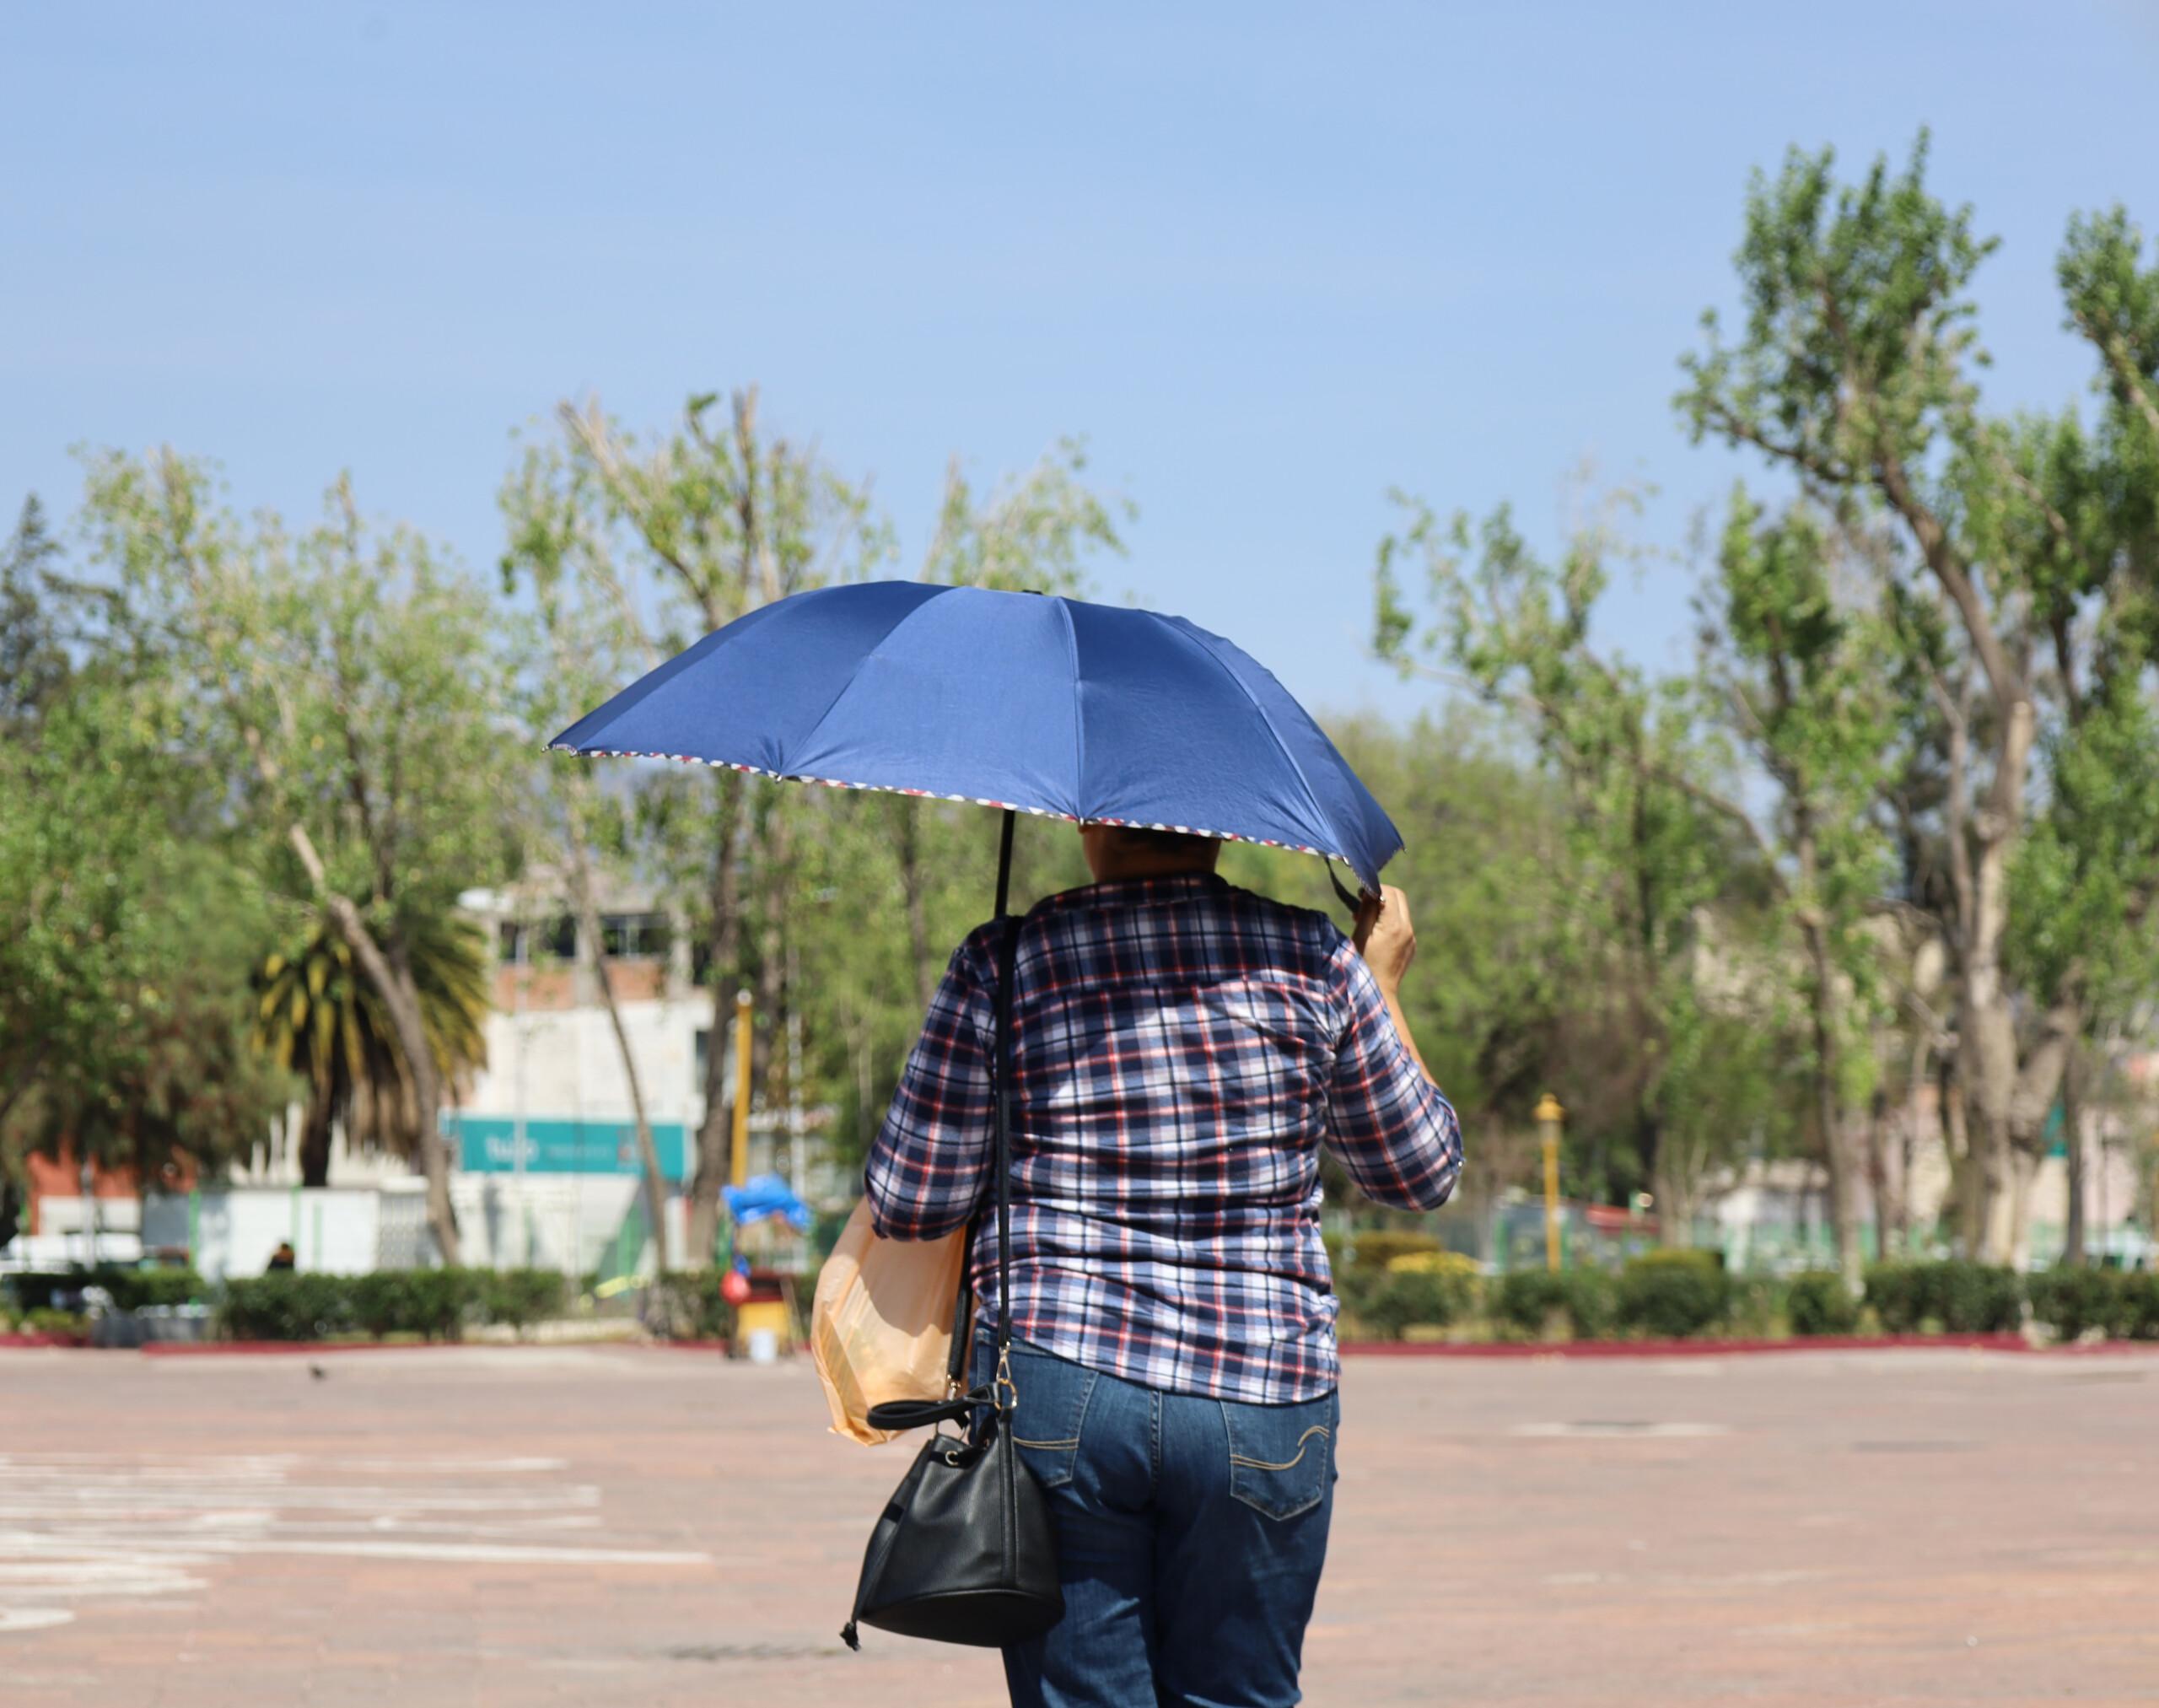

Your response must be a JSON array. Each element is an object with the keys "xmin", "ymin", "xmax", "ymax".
[{"xmin": 551, "ymin": 581, "xmax": 1401, "ymax": 892}]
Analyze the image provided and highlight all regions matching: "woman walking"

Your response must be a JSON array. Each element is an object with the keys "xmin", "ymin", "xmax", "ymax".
[{"xmin": 865, "ymin": 822, "xmax": 1463, "ymax": 1707}]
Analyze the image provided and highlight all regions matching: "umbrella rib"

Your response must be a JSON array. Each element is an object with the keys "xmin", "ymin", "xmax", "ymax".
[
  {"xmin": 770, "ymin": 587, "xmax": 951, "ymax": 780},
  {"xmin": 1158, "ymin": 617, "xmax": 1336, "ymax": 859},
  {"xmin": 1058, "ymin": 596, "xmax": 1087, "ymax": 819}
]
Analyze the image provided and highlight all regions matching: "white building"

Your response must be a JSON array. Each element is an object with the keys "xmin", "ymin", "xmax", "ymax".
[{"xmin": 446, "ymin": 883, "xmax": 718, "ymax": 1273}]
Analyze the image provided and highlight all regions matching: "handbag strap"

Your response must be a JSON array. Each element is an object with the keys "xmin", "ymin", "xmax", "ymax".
[
  {"xmin": 907, "ymin": 911, "xmax": 1024, "ymax": 1426},
  {"xmin": 940, "ymin": 1237, "xmax": 973, "ymax": 1395},
  {"xmin": 988, "ymin": 912, "xmax": 1020, "ymax": 1366}
]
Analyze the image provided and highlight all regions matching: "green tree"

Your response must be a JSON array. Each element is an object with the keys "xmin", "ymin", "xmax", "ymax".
[
  {"xmin": 504, "ymin": 387, "xmax": 886, "ymax": 1262},
  {"xmin": 1376, "ymin": 496, "xmax": 1774, "ymax": 1237},
  {"xmin": 253, "ymin": 906, "xmax": 492, "ymax": 1188},
  {"xmin": 79, "ymin": 452, "xmax": 521, "ymax": 1262},
  {"xmin": 0, "ymin": 671, "xmax": 288, "ymax": 1193},
  {"xmin": 498, "ymin": 468, "xmax": 675, "ymax": 1269},
  {"xmin": 1681, "ymin": 137, "xmax": 2159, "ymax": 1260},
  {"xmin": 35, "ymin": 845, "xmax": 293, "ymax": 1192},
  {"xmin": 1699, "ymin": 493, "xmax": 1897, "ymax": 1282},
  {"xmin": 0, "ymin": 496, "xmax": 73, "ymax": 733},
  {"xmin": 2000, "ymin": 208, "xmax": 2159, "ymax": 1259},
  {"xmin": 503, "ymin": 394, "xmax": 1124, "ymax": 1258}
]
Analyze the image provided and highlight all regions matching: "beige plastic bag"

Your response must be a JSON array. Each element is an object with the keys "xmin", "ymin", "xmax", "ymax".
[{"xmin": 810, "ymin": 1199, "xmax": 969, "ymax": 1446}]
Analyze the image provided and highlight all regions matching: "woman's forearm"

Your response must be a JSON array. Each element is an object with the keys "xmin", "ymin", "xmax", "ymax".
[{"xmin": 1376, "ymin": 978, "xmax": 1432, "ymax": 1082}]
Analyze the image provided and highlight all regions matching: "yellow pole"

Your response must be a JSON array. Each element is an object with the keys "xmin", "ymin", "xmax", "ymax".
[
  {"xmin": 730, "ymin": 989, "xmax": 754, "ymax": 1189},
  {"xmin": 1536, "ymin": 1093, "xmax": 1564, "ymax": 1273}
]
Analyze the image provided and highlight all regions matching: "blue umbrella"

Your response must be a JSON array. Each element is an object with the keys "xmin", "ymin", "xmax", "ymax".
[{"xmin": 552, "ymin": 581, "xmax": 1399, "ymax": 903}]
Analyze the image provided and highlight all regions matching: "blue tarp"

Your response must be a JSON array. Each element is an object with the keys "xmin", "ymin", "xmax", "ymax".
[{"xmin": 723, "ymin": 1173, "xmax": 812, "ymax": 1231}]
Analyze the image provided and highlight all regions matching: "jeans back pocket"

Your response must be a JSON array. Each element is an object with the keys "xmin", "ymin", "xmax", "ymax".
[
  {"xmin": 1222, "ymin": 1390, "xmax": 1336, "ymax": 1520},
  {"xmin": 997, "ymin": 1342, "xmax": 1096, "ymax": 1490}
]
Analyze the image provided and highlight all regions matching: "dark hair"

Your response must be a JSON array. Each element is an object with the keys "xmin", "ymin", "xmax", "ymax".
[{"xmin": 1099, "ymin": 825, "xmax": 1220, "ymax": 862}]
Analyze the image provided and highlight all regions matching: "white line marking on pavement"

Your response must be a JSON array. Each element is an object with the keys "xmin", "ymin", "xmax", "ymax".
[
  {"xmin": 1510, "ymin": 1420, "xmax": 1731, "ymax": 1438},
  {"xmin": 24, "ymin": 1534, "xmax": 711, "ymax": 1567},
  {"xmin": 0, "ymin": 1453, "xmax": 710, "ymax": 1641},
  {"xmin": 0, "ymin": 1607, "xmax": 74, "ymax": 1633}
]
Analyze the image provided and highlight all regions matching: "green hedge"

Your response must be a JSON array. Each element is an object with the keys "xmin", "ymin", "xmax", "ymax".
[
  {"xmin": 4, "ymin": 1266, "xmax": 206, "ymax": 1313},
  {"xmin": 484, "ymin": 1269, "xmax": 569, "ymax": 1334},
  {"xmin": 1616, "ymin": 1249, "xmax": 1729, "ymax": 1339},
  {"xmin": 1785, "ymin": 1272, "xmax": 1860, "ymax": 1337},
  {"xmin": 217, "ymin": 1268, "xmax": 572, "ymax": 1342},
  {"xmin": 1329, "ymin": 1230, "xmax": 1442, "ymax": 1272},
  {"xmin": 1349, "ymin": 1268, "xmax": 1479, "ymax": 1340},
  {"xmin": 1489, "ymin": 1269, "xmax": 1616, "ymax": 1340},
  {"xmin": 1865, "ymin": 1260, "xmax": 2022, "ymax": 1334},
  {"xmin": 2027, "ymin": 1267, "xmax": 2159, "ymax": 1341},
  {"xmin": 2027, "ymin": 1267, "xmax": 2118, "ymax": 1339},
  {"xmin": 348, "ymin": 1270, "xmax": 480, "ymax": 1340},
  {"xmin": 198, "ymin": 1256, "xmax": 2159, "ymax": 1347},
  {"xmin": 2124, "ymin": 1273, "xmax": 2159, "ymax": 1339},
  {"xmin": 220, "ymin": 1274, "xmax": 357, "ymax": 1341}
]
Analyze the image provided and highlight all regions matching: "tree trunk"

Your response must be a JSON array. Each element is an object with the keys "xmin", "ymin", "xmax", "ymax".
[
  {"xmin": 896, "ymin": 801, "xmax": 936, "ymax": 1013},
  {"xmin": 1864, "ymin": 1086, "xmax": 1891, "ymax": 1267},
  {"xmin": 2003, "ymin": 989, "xmax": 2081, "ymax": 1263},
  {"xmin": 1797, "ymin": 914, "xmax": 1862, "ymax": 1290},
  {"xmin": 283, "ymin": 822, "xmax": 459, "ymax": 1263},
  {"xmin": 1939, "ymin": 1059, "xmax": 1981, "ymax": 1257},
  {"xmin": 1898, "ymin": 1029, "xmax": 1930, "ymax": 1260},
  {"xmin": 2061, "ymin": 1044, "xmax": 2087, "ymax": 1269},
  {"xmin": 851, "ymin": 1012, "xmax": 874, "ymax": 1156},
  {"xmin": 751, "ymin": 785, "xmax": 791, "ymax": 1107},
  {"xmin": 686, "ymin": 774, "xmax": 744, "ymax": 1267},
  {"xmin": 566, "ymin": 833, "xmax": 671, "ymax": 1274},
  {"xmin": 349, "ymin": 911, "xmax": 457, "ymax": 1264},
  {"xmin": 2004, "ymin": 1145, "xmax": 2041, "ymax": 1272},
  {"xmin": 1962, "ymin": 935, "xmax": 2018, "ymax": 1262},
  {"xmin": 298, "ymin": 1095, "xmax": 334, "ymax": 1189},
  {"xmin": 1651, "ymin": 1150, "xmax": 1693, "ymax": 1251},
  {"xmin": 1956, "ymin": 691, "xmax": 2036, "ymax": 1262},
  {"xmin": 380, "ymin": 923, "xmax": 460, "ymax": 1267}
]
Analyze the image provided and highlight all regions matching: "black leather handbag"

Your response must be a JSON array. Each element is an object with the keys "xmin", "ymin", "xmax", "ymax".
[{"xmin": 840, "ymin": 913, "xmax": 1064, "ymax": 1652}]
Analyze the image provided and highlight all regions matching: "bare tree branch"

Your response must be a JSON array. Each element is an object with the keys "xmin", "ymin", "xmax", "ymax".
[{"xmin": 559, "ymin": 399, "xmax": 713, "ymax": 619}]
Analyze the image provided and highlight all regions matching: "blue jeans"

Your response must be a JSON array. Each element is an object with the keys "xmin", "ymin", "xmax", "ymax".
[{"xmin": 974, "ymin": 1335, "xmax": 1338, "ymax": 1707}]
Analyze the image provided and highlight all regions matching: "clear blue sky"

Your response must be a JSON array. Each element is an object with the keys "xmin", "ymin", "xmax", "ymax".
[{"xmin": 7, "ymin": 3, "xmax": 2156, "ymax": 719}]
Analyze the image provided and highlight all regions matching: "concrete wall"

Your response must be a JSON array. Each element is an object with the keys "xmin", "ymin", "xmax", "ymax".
[
  {"xmin": 142, "ymin": 1187, "xmax": 420, "ymax": 1283},
  {"xmin": 448, "ymin": 1173, "xmax": 667, "ymax": 1275},
  {"xmin": 465, "ymin": 994, "xmax": 717, "ymax": 1140},
  {"xmin": 137, "ymin": 1179, "xmax": 700, "ymax": 1281}
]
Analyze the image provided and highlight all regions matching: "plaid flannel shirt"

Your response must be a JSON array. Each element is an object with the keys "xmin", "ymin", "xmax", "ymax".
[{"xmin": 864, "ymin": 872, "xmax": 1462, "ymax": 1404}]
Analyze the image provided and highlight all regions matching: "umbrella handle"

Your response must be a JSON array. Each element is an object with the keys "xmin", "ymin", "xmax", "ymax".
[{"xmin": 1327, "ymin": 865, "xmax": 1365, "ymax": 917}]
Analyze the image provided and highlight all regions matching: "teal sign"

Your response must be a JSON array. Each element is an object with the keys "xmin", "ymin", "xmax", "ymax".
[{"xmin": 452, "ymin": 1115, "xmax": 691, "ymax": 1182}]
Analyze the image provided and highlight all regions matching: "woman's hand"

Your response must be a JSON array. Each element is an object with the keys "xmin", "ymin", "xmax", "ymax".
[{"xmin": 1353, "ymin": 885, "xmax": 1417, "ymax": 992}]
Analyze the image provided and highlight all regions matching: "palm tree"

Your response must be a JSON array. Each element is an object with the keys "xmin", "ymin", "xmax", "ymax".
[{"xmin": 254, "ymin": 903, "xmax": 491, "ymax": 1187}]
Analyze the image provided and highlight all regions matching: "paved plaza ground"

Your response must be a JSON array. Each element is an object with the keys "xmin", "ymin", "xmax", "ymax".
[{"xmin": 1, "ymin": 1341, "xmax": 2154, "ymax": 1705}]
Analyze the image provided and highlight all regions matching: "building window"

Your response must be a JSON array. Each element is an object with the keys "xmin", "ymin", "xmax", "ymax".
[
  {"xmin": 539, "ymin": 914, "xmax": 577, "ymax": 962},
  {"xmin": 600, "ymin": 912, "xmax": 672, "ymax": 959},
  {"xmin": 692, "ymin": 1029, "xmax": 710, "ymax": 1098}
]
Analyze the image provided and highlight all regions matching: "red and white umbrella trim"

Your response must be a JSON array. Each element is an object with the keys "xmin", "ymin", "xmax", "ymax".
[{"xmin": 549, "ymin": 743, "xmax": 1344, "ymax": 865}]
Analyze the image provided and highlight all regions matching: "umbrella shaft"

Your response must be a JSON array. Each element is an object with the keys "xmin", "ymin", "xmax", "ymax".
[{"xmin": 993, "ymin": 810, "xmax": 1015, "ymax": 920}]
